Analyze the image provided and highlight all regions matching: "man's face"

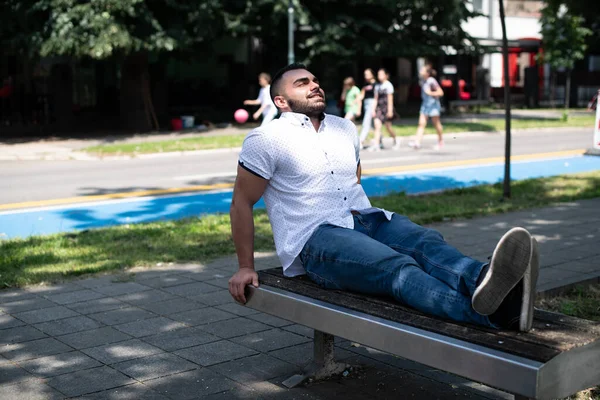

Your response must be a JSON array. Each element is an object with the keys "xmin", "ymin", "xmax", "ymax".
[{"xmin": 274, "ymin": 69, "xmax": 326, "ymax": 117}]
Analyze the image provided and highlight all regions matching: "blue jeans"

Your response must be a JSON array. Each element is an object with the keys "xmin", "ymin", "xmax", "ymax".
[
  {"xmin": 300, "ymin": 212, "xmax": 494, "ymax": 327},
  {"xmin": 359, "ymin": 98, "xmax": 375, "ymax": 143}
]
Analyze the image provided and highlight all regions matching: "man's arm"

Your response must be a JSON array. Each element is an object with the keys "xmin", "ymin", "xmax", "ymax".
[{"xmin": 229, "ymin": 165, "xmax": 269, "ymax": 303}]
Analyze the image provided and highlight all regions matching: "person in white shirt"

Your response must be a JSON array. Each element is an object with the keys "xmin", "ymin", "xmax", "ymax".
[
  {"xmin": 229, "ymin": 63, "xmax": 540, "ymax": 332},
  {"xmin": 244, "ymin": 72, "xmax": 277, "ymax": 126}
]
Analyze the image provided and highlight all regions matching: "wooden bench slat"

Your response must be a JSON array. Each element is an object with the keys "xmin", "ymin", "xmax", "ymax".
[{"xmin": 258, "ymin": 268, "xmax": 599, "ymax": 362}]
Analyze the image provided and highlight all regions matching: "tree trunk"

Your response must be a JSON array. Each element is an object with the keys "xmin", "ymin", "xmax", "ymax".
[
  {"xmin": 551, "ymin": 70, "xmax": 557, "ymax": 108},
  {"xmin": 119, "ymin": 52, "xmax": 156, "ymax": 132},
  {"xmin": 564, "ymin": 70, "xmax": 571, "ymax": 110},
  {"xmin": 499, "ymin": 0, "xmax": 511, "ymax": 199}
]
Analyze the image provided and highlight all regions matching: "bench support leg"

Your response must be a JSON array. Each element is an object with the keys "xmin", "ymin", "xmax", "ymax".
[{"xmin": 281, "ymin": 330, "xmax": 348, "ymax": 389}]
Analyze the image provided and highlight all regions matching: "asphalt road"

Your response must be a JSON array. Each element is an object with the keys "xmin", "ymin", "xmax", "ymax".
[{"xmin": 0, "ymin": 127, "xmax": 593, "ymax": 206}]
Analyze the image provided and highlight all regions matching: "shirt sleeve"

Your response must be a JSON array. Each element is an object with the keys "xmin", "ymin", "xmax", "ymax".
[
  {"xmin": 385, "ymin": 81, "xmax": 395, "ymax": 94},
  {"xmin": 238, "ymin": 129, "xmax": 275, "ymax": 180}
]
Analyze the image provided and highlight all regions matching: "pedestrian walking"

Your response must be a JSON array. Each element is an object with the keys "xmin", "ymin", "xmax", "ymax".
[
  {"xmin": 341, "ymin": 77, "xmax": 361, "ymax": 121},
  {"xmin": 357, "ymin": 69, "xmax": 377, "ymax": 148},
  {"xmin": 588, "ymin": 91, "xmax": 598, "ymax": 111},
  {"xmin": 409, "ymin": 66, "xmax": 445, "ymax": 150},
  {"xmin": 244, "ymin": 73, "xmax": 277, "ymax": 126},
  {"xmin": 368, "ymin": 68, "xmax": 399, "ymax": 151}
]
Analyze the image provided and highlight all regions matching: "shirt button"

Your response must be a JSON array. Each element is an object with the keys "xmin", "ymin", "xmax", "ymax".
[
  {"xmin": 331, "ymin": 171, "xmax": 334, "ymax": 174},
  {"xmin": 344, "ymin": 197, "xmax": 347, "ymax": 200}
]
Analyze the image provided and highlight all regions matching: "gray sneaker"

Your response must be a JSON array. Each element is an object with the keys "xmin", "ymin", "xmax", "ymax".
[
  {"xmin": 520, "ymin": 237, "xmax": 540, "ymax": 332},
  {"xmin": 472, "ymin": 227, "xmax": 532, "ymax": 316}
]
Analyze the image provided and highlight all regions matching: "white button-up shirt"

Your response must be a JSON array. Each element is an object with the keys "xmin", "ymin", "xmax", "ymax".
[{"xmin": 238, "ymin": 112, "xmax": 392, "ymax": 277}]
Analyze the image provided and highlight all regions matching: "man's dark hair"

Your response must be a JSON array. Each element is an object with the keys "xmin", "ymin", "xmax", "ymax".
[{"xmin": 270, "ymin": 62, "xmax": 308, "ymax": 106}]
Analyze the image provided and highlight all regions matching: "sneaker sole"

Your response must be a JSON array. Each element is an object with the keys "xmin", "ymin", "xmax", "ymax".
[
  {"xmin": 472, "ymin": 227, "xmax": 532, "ymax": 315},
  {"xmin": 520, "ymin": 238, "xmax": 539, "ymax": 332}
]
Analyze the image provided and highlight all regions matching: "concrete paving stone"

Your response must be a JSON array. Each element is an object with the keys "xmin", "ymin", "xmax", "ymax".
[
  {"xmin": 115, "ymin": 316, "xmax": 187, "ymax": 338},
  {"xmin": 112, "ymin": 353, "xmax": 198, "ymax": 381},
  {"xmin": 88, "ymin": 306, "xmax": 157, "ymax": 326},
  {"xmin": 188, "ymin": 289, "xmax": 234, "ymax": 306},
  {"xmin": 33, "ymin": 315, "xmax": 104, "ymax": 336},
  {"xmin": 0, "ymin": 289, "xmax": 38, "ymax": 304},
  {"xmin": 553, "ymin": 260, "xmax": 600, "ymax": 275},
  {"xmin": 268, "ymin": 342, "xmax": 354, "ymax": 367},
  {"xmin": 141, "ymin": 327, "xmax": 220, "ymax": 352},
  {"xmin": 76, "ymin": 275, "xmax": 124, "ymax": 289},
  {"xmin": 174, "ymin": 340, "xmax": 258, "ymax": 366},
  {"xmin": 538, "ymin": 272, "xmax": 600, "ymax": 293},
  {"xmin": 65, "ymin": 297, "xmax": 127, "ymax": 315},
  {"xmin": 136, "ymin": 275, "xmax": 196, "ymax": 289},
  {"xmin": 25, "ymin": 283, "xmax": 83, "ymax": 296},
  {"xmin": 0, "ymin": 362, "xmax": 35, "ymax": 384},
  {"xmin": 44, "ymin": 289, "xmax": 106, "ymax": 305},
  {"xmin": 246, "ymin": 313, "xmax": 294, "ymax": 328},
  {"xmin": 538, "ymin": 266, "xmax": 588, "ymax": 286},
  {"xmin": 163, "ymin": 281, "xmax": 222, "ymax": 297},
  {"xmin": 114, "ymin": 289, "xmax": 179, "ymax": 306},
  {"xmin": 0, "ymin": 325, "xmax": 47, "ymax": 345},
  {"xmin": 204, "ymin": 278, "xmax": 230, "ymax": 289},
  {"xmin": 0, "ymin": 337, "xmax": 73, "ymax": 362},
  {"xmin": 148, "ymin": 263, "xmax": 206, "ymax": 273},
  {"xmin": 0, "ymin": 313, "xmax": 26, "ymax": 330},
  {"xmin": 209, "ymin": 353, "xmax": 297, "ymax": 384},
  {"xmin": 170, "ymin": 307, "xmax": 236, "ymax": 326},
  {"xmin": 231, "ymin": 328, "xmax": 311, "ymax": 352},
  {"xmin": 180, "ymin": 270, "xmax": 229, "ymax": 282},
  {"xmin": 0, "ymin": 297, "xmax": 57, "ymax": 314},
  {"xmin": 56, "ymin": 326, "xmax": 132, "ymax": 349},
  {"xmin": 77, "ymin": 383, "xmax": 169, "ymax": 399},
  {"xmin": 281, "ymin": 324, "xmax": 314, "ymax": 338},
  {"xmin": 130, "ymin": 269, "xmax": 183, "ymax": 281},
  {"xmin": 138, "ymin": 298, "xmax": 206, "ymax": 316},
  {"xmin": 215, "ymin": 303, "xmax": 261, "ymax": 317},
  {"xmin": 13, "ymin": 305, "xmax": 79, "ymax": 324},
  {"xmin": 19, "ymin": 350, "xmax": 102, "ymax": 377},
  {"xmin": 199, "ymin": 317, "xmax": 271, "ymax": 339},
  {"xmin": 46, "ymin": 365, "xmax": 135, "ymax": 397},
  {"xmin": 145, "ymin": 368, "xmax": 237, "ymax": 400},
  {"xmin": 82, "ymin": 339, "xmax": 163, "ymax": 365},
  {"xmin": 93, "ymin": 282, "xmax": 152, "ymax": 297},
  {"xmin": 0, "ymin": 378, "xmax": 64, "ymax": 400}
]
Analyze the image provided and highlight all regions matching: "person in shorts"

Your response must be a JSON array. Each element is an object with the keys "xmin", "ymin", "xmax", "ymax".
[{"xmin": 409, "ymin": 66, "xmax": 445, "ymax": 150}]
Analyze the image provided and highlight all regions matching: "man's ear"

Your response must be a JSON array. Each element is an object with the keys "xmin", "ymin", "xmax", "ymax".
[{"xmin": 274, "ymin": 95, "xmax": 287, "ymax": 109}]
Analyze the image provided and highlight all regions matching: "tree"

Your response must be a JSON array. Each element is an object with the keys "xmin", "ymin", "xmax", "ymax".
[
  {"xmin": 226, "ymin": 0, "xmax": 480, "ymax": 65},
  {"xmin": 1, "ymin": 0, "xmax": 225, "ymax": 131},
  {"xmin": 538, "ymin": 1, "xmax": 592, "ymax": 109}
]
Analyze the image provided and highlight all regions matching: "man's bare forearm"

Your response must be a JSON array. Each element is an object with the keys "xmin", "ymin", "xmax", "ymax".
[{"xmin": 230, "ymin": 201, "xmax": 256, "ymax": 270}]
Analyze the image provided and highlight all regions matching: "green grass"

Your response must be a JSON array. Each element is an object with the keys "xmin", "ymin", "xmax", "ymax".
[
  {"xmin": 83, "ymin": 115, "xmax": 595, "ymax": 156},
  {"xmin": 2, "ymin": 170, "xmax": 600, "ymax": 288}
]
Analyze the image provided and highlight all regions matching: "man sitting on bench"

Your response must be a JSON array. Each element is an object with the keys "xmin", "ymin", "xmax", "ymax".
[{"xmin": 228, "ymin": 63, "xmax": 540, "ymax": 332}]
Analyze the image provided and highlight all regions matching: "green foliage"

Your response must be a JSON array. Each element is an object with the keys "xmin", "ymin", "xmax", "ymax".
[
  {"xmin": 538, "ymin": 1, "xmax": 592, "ymax": 71},
  {"xmin": 1, "ymin": 0, "xmax": 225, "ymax": 59},
  {"xmin": 1, "ymin": 0, "xmax": 479, "ymax": 61}
]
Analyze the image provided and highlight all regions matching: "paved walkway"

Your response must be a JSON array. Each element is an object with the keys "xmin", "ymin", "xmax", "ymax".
[{"xmin": 1, "ymin": 199, "xmax": 599, "ymax": 399}]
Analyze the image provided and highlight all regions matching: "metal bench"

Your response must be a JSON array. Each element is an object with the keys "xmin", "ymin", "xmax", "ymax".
[{"xmin": 245, "ymin": 268, "xmax": 600, "ymax": 400}]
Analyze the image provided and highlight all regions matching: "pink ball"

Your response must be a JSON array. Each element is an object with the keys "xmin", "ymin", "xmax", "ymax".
[{"xmin": 234, "ymin": 109, "xmax": 249, "ymax": 124}]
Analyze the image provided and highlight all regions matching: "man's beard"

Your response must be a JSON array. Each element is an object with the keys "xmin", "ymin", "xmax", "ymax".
[{"xmin": 287, "ymin": 96, "xmax": 326, "ymax": 118}]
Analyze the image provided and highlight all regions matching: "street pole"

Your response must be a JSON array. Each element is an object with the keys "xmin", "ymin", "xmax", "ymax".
[
  {"xmin": 288, "ymin": 0, "xmax": 295, "ymax": 65},
  {"xmin": 499, "ymin": 0, "xmax": 511, "ymax": 199}
]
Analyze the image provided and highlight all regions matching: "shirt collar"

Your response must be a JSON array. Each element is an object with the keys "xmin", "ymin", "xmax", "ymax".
[{"xmin": 281, "ymin": 112, "xmax": 327, "ymax": 127}]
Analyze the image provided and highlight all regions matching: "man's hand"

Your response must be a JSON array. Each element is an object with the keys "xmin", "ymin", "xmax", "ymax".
[{"xmin": 229, "ymin": 267, "xmax": 259, "ymax": 304}]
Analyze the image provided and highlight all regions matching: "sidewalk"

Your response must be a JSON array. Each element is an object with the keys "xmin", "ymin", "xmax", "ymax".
[{"xmin": 1, "ymin": 199, "xmax": 599, "ymax": 399}]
